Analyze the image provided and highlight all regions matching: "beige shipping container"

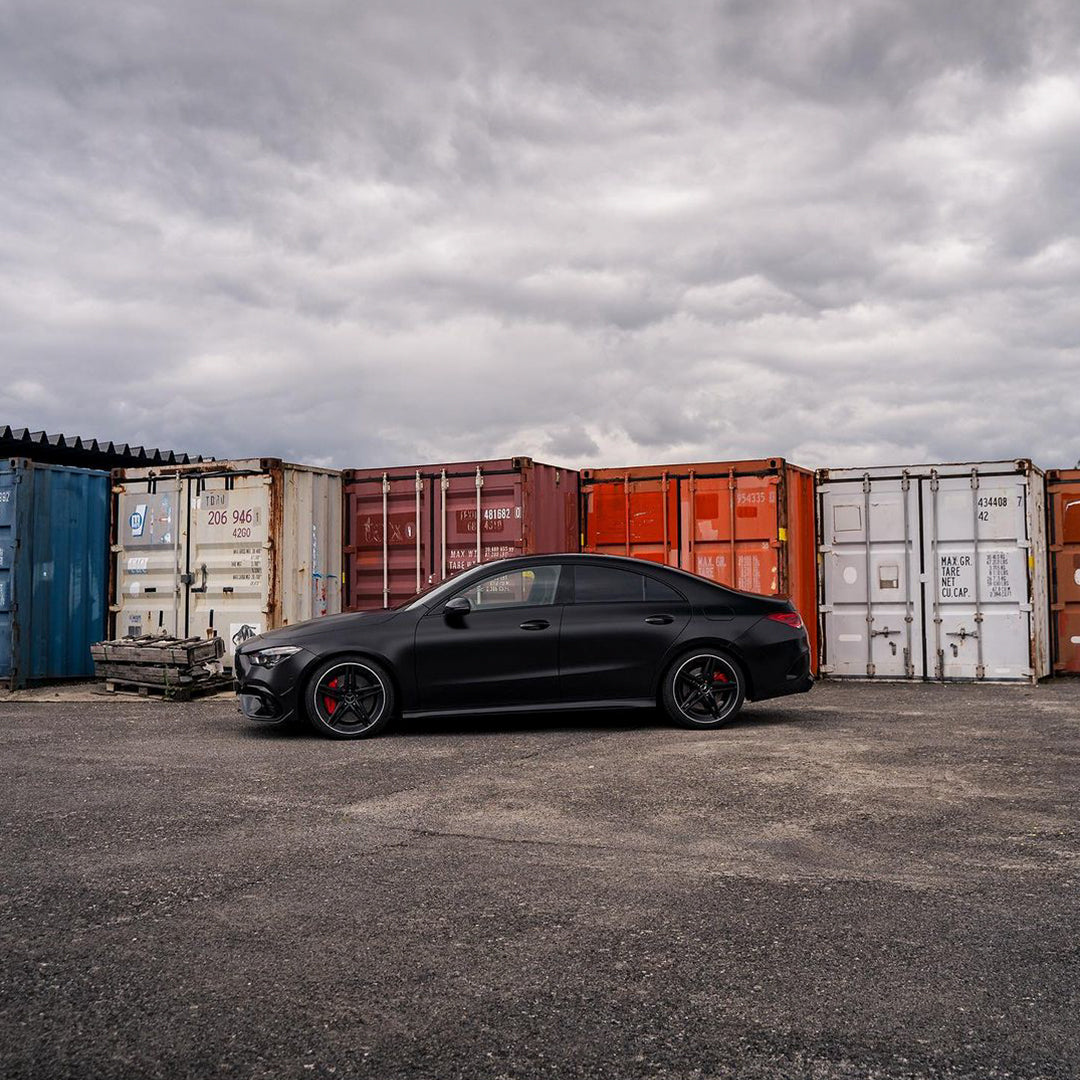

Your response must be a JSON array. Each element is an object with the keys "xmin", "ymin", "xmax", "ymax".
[{"xmin": 112, "ymin": 459, "xmax": 341, "ymax": 667}]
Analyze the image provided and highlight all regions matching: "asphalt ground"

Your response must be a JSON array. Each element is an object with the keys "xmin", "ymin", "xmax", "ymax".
[{"xmin": 1, "ymin": 681, "xmax": 1077, "ymax": 1080}]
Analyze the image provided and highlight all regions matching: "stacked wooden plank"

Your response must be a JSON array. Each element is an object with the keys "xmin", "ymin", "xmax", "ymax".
[{"xmin": 91, "ymin": 635, "xmax": 228, "ymax": 700}]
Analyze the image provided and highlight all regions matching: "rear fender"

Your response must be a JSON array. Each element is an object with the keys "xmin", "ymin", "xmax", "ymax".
[{"xmin": 653, "ymin": 637, "xmax": 756, "ymax": 702}]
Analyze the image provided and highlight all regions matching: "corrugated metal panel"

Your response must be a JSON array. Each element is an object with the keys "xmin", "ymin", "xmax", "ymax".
[
  {"xmin": 1047, "ymin": 469, "xmax": 1080, "ymax": 674},
  {"xmin": 113, "ymin": 460, "xmax": 341, "ymax": 667},
  {"xmin": 817, "ymin": 460, "xmax": 1050, "ymax": 683},
  {"xmin": 580, "ymin": 459, "xmax": 818, "ymax": 672},
  {"xmin": 0, "ymin": 426, "xmax": 207, "ymax": 469},
  {"xmin": 343, "ymin": 458, "xmax": 579, "ymax": 611},
  {"xmin": 0, "ymin": 459, "xmax": 109, "ymax": 686}
]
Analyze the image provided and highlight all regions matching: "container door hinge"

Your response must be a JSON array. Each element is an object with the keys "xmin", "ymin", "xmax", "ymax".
[
  {"xmin": 819, "ymin": 664, "xmax": 834, "ymax": 674},
  {"xmin": 976, "ymin": 664, "xmax": 986, "ymax": 679},
  {"xmin": 866, "ymin": 661, "xmax": 876, "ymax": 676},
  {"xmin": 1019, "ymin": 603, "xmax": 1033, "ymax": 612},
  {"xmin": 818, "ymin": 605, "xmax": 832, "ymax": 614}
]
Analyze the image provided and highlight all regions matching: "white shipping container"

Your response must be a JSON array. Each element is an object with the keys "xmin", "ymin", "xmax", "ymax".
[
  {"xmin": 817, "ymin": 460, "xmax": 1049, "ymax": 683},
  {"xmin": 113, "ymin": 460, "xmax": 341, "ymax": 667}
]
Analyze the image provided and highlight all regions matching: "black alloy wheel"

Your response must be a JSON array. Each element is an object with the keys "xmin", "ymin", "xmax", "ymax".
[
  {"xmin": 663, "ymin": 651, "xmax": 745, "ymax": 728},
  {"xmin": 307, "ymin": 658, "xmax": 395, "ymax": 739}
]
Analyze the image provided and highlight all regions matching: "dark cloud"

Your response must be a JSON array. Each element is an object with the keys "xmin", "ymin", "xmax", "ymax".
[{"xmin": 1, "ymin": 0, "xmax": 1078, "ymax": 471}]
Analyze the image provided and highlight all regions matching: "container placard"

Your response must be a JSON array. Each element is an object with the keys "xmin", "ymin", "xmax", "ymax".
[{"xmin": 937, "ymin": 549, "xmax": 1017, "ymax": 602}]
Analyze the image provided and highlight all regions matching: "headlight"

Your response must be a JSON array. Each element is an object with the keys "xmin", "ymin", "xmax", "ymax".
[{"xmin": 248, "ymin": 646, "xmax": 303, "ymax": 668}]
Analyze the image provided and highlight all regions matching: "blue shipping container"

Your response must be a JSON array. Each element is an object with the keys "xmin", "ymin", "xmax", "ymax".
[{"xmin": 0, "ymin": 459, "xmax": 110, "ymax": 687}]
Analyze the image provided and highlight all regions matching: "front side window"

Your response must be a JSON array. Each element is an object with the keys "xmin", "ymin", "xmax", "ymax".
[{"xmin": 453, "ymin": 565, "xmax": 562, "ymax": 610}]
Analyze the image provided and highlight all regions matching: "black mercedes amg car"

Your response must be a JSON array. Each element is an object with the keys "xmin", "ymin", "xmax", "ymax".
[{"xmin": 234, "ymin": 553, "xmax": 812, "ymax": 739}]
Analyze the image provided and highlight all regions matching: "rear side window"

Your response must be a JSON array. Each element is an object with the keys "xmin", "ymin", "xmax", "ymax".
[
  {"xmin": 644, "ymin": 575, "xmax": 683, "ymax": 602},
  {"xmin": 574, "ymin": 565, "xmax": 683, "ymax": 603}
]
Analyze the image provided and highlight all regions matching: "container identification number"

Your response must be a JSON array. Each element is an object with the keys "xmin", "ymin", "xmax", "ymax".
[{"xmin": 208, "ymin": 508, "xmax": 256, "ymax": 526}]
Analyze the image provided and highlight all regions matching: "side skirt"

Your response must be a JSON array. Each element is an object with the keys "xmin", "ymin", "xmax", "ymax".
[{"xmin": 401, "ymin": 698, "xmax": 657, "ymax": 720}]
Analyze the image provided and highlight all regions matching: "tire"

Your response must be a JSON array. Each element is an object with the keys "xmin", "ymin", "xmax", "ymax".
[
  {"xmin": 304, "ymin": 656, "xmax": 396, "ymax": 739},
  {"xmin": 661, "ymin": 649, "xmax": 746, "ymax": 729}
]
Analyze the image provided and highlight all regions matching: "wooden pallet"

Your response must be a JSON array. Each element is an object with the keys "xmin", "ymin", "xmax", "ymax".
[
  {"xmin": 91, "ymin": 635, "xmax": 224, "ymax": 666},
  {"xmin": 100, "ymin": 674, "xmax": 233, "ymax": 702}
]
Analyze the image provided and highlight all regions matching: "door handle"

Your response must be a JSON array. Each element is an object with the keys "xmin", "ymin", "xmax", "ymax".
[
  {"xmin": 519, "ymin": 619, "xmax": 550, "ymax": 631},
  {"xmin": 645, "ymin": 614, "xmax": 675, "ymax": 625}
]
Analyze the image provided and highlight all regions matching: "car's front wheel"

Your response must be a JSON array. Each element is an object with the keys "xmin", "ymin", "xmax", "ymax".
[
  {"xmin": 305, "ymin": 657, "xmax": 396, "ymax": 739},
  {"xmin": 661, "ymin": 649, "xmax": 746, "ymax": 728}
]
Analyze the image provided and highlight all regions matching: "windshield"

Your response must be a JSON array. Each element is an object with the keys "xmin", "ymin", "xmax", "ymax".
[{"xmin": 395, "ymin": 573, "xmax": 471, "ymax": 611}]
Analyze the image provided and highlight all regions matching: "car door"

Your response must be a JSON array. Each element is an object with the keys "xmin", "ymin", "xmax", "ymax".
[
  {"xmin": 413, "ymin": 564, "xmax": 566, "ymax": 710},
  {"xmin": 559, "ymin": 564, "xmax": 692, "ymax": 703}
]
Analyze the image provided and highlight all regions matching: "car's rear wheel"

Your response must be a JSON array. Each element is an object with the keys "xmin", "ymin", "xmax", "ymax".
[
  {"xmin": 661, "ymin": 649, "xmax": 746, "ymax": 728},
  {"xmin": 305, "ymin": 657, "xmax": 395, "ymax": 739}
]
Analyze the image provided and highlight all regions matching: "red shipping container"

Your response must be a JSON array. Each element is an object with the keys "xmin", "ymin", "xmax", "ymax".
[
  {"xmin": 1048, "ymin": 469, "xmax": 1080, "ymax": 674},
  {"xmin": 344, "ymin": 458, "xmax": 579, "ymax": 611},
  {"xmin": 580, "ymin": 459, "xmax": 818, "ymax": 672}
]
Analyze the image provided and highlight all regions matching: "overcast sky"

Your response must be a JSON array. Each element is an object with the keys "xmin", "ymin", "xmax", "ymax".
[{"xmin": 1, "ymin": 0, "xmax": 1078, "ymax": 471}]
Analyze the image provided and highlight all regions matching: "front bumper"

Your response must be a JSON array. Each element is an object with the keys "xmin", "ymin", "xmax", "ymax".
[{"xmin": 233, "ymin": 647, "xmax": 311, "ymax": 725}]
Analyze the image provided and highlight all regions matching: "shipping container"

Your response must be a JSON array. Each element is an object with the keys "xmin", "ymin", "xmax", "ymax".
[
  {"xmin": 343, "ymin": 458, "xmax": 578, "ymax": 611},
  {"xmin": 112, "ymin": 460, "xmax": 341, "ymax": 667},
  {"xmin": 817, "ymin": 460, "xmax": 1049, "ymax": 683},
  {"xmin": 1047, "ymin": 469, "xmax": 1080, "ymax": 675},
  {"xmin": 0, "ymin": 459, "xmax": 110, "ymax": 687},
  {"xmin": 579, "ymin": 459, "xmax": 818, "ymax": 670}
]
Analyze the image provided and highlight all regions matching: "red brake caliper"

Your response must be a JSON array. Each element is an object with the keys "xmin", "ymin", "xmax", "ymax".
[
  {"xmin": 324, "ymin": 677, "xmax": 338, "ymax": 715},
  {"xmin": 713, "ymin": 672, "xmax": 729, "ymax": 683}
]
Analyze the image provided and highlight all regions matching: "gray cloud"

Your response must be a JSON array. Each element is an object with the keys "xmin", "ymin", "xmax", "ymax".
[{"xmin": 1, "ymin": 0, "xmax": 1078, "ymax": 471}]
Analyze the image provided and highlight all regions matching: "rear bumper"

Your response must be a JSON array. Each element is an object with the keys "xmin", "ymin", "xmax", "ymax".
[{"xmin": 738, "ymin": 620, "xmax": 814, "ymax": 702}]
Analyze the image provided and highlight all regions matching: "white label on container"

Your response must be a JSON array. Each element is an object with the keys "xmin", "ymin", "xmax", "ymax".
[
  {"xmin": 1071, "ymin": 636, "xmax": 1080, "ymax": 645},
  {"xmin": 842, "ymin": 566, "xmax": 858, "ymax": 585},
  {"xmin": 838, "ymin": 633, "xmax": 862, "ymax": 642},
  {"xmin": 130, "ymin": 582, "xmax": 141, "ymax": 595},
  {"xmin": 1074, "ymin": 569, "xmax": 1080, "ymax": 586},
  {"xmin": 126, "ymin": 556, "xmax": 149, "ymax": 574}
]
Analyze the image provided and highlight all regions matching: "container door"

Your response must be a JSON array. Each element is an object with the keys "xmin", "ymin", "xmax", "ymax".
[
  {"xmin": 1050, "ymin": 480, "xmax": 1080, "ymax": 673},
  {"xmin": 115, "ymin": 479, "xmax": 187, "ymax": 639},
  {"xmin": 681, "ymin": 473, "xmax": 780, "ymax": 594},
  {"xmin": 438, "ymin": 466, "xmax": 529, "ymax": 578},
  {"xmin": 25, "ymin": 466, "xmax": 109, "ymax": 681},
  {"xmin": 582, "ymin": 476, "xmax": 677, "ymax": 565},
  {"xmin": 187, "ymin": 474, "xmax": 272, "ymax": 663},
  {"xmin": 345, "ymin": 473, "xmax": 432, "ymax": 611},
  {"xmin": 819, "ymin": 475, "xmax": 922, "ymax": 678},
  {"xmin": 0, "ymin": 464, "xmax": 18, "ymax": 678},
  {"xmin": 923, "ymin": 469, "xmax": 1033, "ymax": 681}
]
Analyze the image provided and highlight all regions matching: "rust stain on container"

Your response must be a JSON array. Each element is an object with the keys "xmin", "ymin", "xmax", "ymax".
[
  {"xmin": 343, "ymin": 457, "xmax": 579, "ymax": 611},
  {"xmin": 1048, "ymin": 469, "xmax": 1080, "ymax": 674},
  {"xmin": 579, "ymin": 458, "xmax": 817, "ymax": 672}
]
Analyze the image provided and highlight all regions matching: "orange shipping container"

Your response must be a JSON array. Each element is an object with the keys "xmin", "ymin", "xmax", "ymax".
[
  {"xmin": 580, "ymin": 459, "xmax": 818, "ymax": 672},
  {"xmin": 1048, "ymin": 469, "xmax": 1080, "ymax": 674}
]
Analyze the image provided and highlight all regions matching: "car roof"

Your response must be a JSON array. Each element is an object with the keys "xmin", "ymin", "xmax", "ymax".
[{"xmin": 462, "ymin": 551, "xmax": 724, "ymax": 590}]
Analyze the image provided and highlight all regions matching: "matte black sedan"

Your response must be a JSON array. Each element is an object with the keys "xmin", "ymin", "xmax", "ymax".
[{"xmin": 234, "ymin": 553, "xmax": 812, "ymax": 739}]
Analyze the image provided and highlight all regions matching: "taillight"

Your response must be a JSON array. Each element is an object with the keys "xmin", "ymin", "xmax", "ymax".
[{"xmin": 766, "ymin": 611, "xmax": 804, "ymax": 630}]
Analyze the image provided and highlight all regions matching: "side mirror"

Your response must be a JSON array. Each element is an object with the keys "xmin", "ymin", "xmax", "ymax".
[{"xmin": 443, "ymin": 596, "xmax": 471, "ymax": 617}]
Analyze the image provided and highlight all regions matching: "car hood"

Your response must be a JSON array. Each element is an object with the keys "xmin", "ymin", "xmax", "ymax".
[{"xmin": 241, "ymin": 609, "xmax": 401, "ymax": 649}]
